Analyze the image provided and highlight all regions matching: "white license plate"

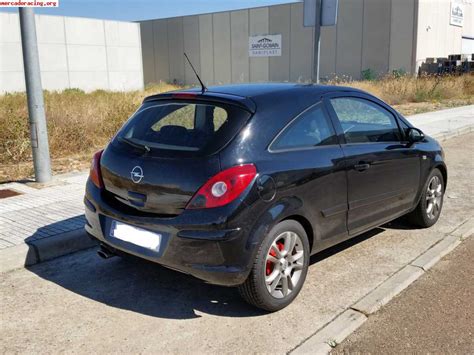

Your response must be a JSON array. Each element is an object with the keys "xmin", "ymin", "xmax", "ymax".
[{"xmin": 110, "ymin": 221, "xmax": 161, "ymax": 251}]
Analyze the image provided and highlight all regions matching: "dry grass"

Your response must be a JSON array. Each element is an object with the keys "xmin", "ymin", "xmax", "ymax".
[
  {"xmin": 0, "ymin": 83, "xmax": 180, "ymax": 181},
  {"xmin": 340, "ymin": 74, "xmax": 474, "ymax": 106},
  {"xmin": 1, "ymin": 75, "xmax": 473, "ymax": 182}
]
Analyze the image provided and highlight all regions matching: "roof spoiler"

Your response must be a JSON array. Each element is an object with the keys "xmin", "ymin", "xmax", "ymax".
[{"xmin": 143, "ymin": 91, "xmax": 257, "ymax": 113}]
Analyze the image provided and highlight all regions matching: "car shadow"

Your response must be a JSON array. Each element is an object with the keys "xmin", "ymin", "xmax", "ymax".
[
  {"xmin": 382, "ymin": 216, "xmax": 420, "ymax": 230},
  {"xmin": 309, "ymin": 227, "xmax": 385, "ymax": 265},
  {"xmin": 26, "ymin": 221, "xmax": 386, "ymax": 320}
]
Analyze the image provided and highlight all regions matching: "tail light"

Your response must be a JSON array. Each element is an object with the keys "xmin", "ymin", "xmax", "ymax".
[
  {"xmin": 186, "ymin": 164, "xmax": 257, "ymax": 209},
  {"xmin": 89, "ymin": 150, "xmax": 104, "ymax": 189}
]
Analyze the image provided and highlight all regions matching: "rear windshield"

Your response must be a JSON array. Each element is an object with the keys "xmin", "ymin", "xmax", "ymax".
[{"xmin": 115, "ymin": 101, "xmax": 251, "ymax": 156}]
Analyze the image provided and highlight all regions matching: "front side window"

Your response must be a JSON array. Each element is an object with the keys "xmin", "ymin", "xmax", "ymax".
[
  {"xmin": 270, "ymin": 103, "xmax": 337, "ymax": 151},
  {"xmin": 330, "ymin": 97, "xmax": 401, "ymax": 143}
]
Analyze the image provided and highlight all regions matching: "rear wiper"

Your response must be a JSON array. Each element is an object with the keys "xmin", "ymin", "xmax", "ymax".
[{"xmin": 118, "ymin": 137, "xmax": 150, "ymax": 153}]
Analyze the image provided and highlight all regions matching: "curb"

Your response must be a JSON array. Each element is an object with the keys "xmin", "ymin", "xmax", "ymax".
[
  {"xmin": 351, "ymin": 265, "xmax": 424, "ymax": 315},
  {"xmin": 290, "ymin": 218, "xmax": 473, "ymax": 354},
  {"xmin": 0, "ymin": 229, "xmax": 97, "ymax": 273},
  {"xmin": 291, "ymin": 310, "xmax": 367, "ymax": 355},
  {"xmin": 411, "ymin": 235, "xmax": 461, "ymax": 271},
  {"xmin": 432, "ymin": 124, "xmax": 474, "ymax": 142}
]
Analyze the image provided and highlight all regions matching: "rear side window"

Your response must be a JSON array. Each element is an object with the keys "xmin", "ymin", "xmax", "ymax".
[
  {"xmin": 330, "ymin": 97, "xmax": 401, "ymax": 143},
  {"xmin": 270, "ymin": 103, "xmax": 337, "ymax": 151},
  {"xmin": 116, "ymin": 101, "xmax": 250, "ymax": 156}
]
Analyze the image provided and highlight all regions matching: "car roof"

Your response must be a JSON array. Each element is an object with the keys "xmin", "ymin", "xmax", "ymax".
[
  {"xmin": 202, "ymin": 83, "xmax": 362, "ymax": 98},
  {"xmin": 144, "ymin": 83, "xmax": 367, "ymax": 109}
]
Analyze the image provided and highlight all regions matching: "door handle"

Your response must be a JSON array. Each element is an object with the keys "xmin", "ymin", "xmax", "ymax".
[{"xmin": 354, "ymin": 163, "xmax": 370, "ymax": 171}]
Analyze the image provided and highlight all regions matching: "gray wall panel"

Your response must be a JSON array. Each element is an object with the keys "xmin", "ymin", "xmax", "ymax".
[
  {"xmin": 320, "ymin": 25, "xmax": 336, "ymax": 79},
  {"xmin": 167, "ymin": 17, "xmax": 184, "ymax": 84},
  {"xmin": 362, "ymin": 0, "xmax": 391, "ymax": 75},
  {"xmin": 183, "ymin": 16, "xmax": 201, "ymax": 85},
  {"xmin": 335, "ymin": 0, "xmax": 364, "ymax": 79},
  {"xmin": 230, "ymin": 10, "xmax": 249, "ymax": 83},
  {"xmin": 269, "ymin": 4, "xmax": 291, "ymax": 81},
  {"xmin": 199, "ymin": 14, "xmax": 214, "ymax": 86},
  {"xmin": 140, "ymin": 21, "xmax": 155, "ymax": 85},
  {"xmin": 249, "ymin": 7, "xmax": 269, "ymax": 82},
  {"xmin": 290, "ymin": 3, "xmax": 313, "ymax": 82},
  {"xmin": 389, "ymin": 0, "xmax": 415, "ymax": 73},
  {"xmin": 153, "ymin": 19, "xmax": 170, "ymax": 84},
  {"xmin": 213, "ymin": 12, "xmax": 232, "ymax": 84}
]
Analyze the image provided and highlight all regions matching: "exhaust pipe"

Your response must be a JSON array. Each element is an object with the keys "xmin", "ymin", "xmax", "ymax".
[{"xmin": 97, "ymin": 245, "xmax": 116, "ymax": 259}]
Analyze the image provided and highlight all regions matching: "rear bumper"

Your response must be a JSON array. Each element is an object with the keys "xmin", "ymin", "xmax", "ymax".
[{"xmin": 84, "ymin": 180, "xmax": 255, "ymax": 286}]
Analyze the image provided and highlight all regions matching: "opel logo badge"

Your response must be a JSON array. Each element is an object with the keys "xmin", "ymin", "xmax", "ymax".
[{"xmin": 131, "ymin": 166, "xmax": 144, "ymax": 184}]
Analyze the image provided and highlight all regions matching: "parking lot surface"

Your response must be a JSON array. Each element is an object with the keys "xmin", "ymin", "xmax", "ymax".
[{"xmin": 1, "ymin": 133, "xmax": 473, "ymax": 354}]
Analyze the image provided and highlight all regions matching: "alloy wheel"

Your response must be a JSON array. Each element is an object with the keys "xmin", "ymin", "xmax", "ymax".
[
  {"xmin": 426, "ymin": 175, "xmax": 443, "ymax": 220},
  {"xmin": 264, "ymin": 231, "xmax": 305, "ymax": 299}
]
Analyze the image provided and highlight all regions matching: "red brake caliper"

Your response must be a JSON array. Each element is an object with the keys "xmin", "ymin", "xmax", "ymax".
[{"xmin": 266, "ymin": 241, "xmax": 284, "ymax": 276}]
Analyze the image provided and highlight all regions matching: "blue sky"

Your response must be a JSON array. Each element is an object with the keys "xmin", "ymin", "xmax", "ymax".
[{"xmin": 0, "ymin": 0, "xmax": 299, "ymax": 21}]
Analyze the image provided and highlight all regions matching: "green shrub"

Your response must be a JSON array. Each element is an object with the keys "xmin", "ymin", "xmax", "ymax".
[{"xmin": 361, "ymin": 68, "xmax": 377, "ymax": 81}]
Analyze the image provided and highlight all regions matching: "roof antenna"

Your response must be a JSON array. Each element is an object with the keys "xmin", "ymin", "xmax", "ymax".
[{"xmin": 184, "ymin": 52, "xmax": 207, "ymax": 94}]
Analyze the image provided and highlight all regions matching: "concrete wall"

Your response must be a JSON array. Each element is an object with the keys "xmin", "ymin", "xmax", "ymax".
[
  {"xmin": 416, "ymin": 0, "xmax": 474, "ymax": 66},
  {"xmin": 140, "ymin": 0, "xmax": 472, "ymax": 85},
  {"xmin": 140, "ymin": 2, "xmax": 318, "ymax": 85},
  {"xmin": 0, "ymin": 12, "xmax": 143, "ymax": 94}
]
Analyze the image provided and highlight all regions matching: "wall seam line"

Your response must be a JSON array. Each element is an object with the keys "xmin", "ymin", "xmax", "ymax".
[
  {"xmin": 62, "ymin": 18, "xmax": 71, "ymax": 88},
  {"xmin": 360, "ymin": 0, "xmax": 365, "ymax": 77},
  {"xmin": 334, "ymin": 7, "xmax": 339, "ymax": 78},
  {"xmin": 137, "ymin": 23, "xmax": 144, "ymax": 89},
  {"xmin": 288, "ymin": 4, "xmax": 290, "ymax": 81},
  {"xmin": 212, "ymin": 14, "xmax": 216, "ymax": 85},
  {"xmin": 151, "ymin": 21, "xmax": 157, "ymax": 83},
  {"xmin": 388, "ymin": 0, "xmax": 393, "ymax": 72},
  {"xmin": 230, "ymin": 12, "xmax": 233, "ymax": 84},
  {"xmin": 248, "ymin": 9, "xmax": 251, "ymax": 82},
  {"xmin": 411, "ymin": 0, "xmax": 419, "ymax": 74},
  {"xmin": 181, "ymin": 17, "xmax": 185, "ymax": 85},
  {"xmin": 167, "ymin": 19, "xmax": 171, "ymax": 83},
  {"xmin": 102, "ymin": 20, "xmax": 111, "ymax": 90}
]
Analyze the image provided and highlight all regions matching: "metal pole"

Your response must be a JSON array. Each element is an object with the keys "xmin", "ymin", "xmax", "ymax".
[
  {"xmin": 19, "ymin": 7, "xmax": 52, "ymax": 183},
  {"xmin": 313, "ymin": 0, "xmax": 322, "ymax": 84}
]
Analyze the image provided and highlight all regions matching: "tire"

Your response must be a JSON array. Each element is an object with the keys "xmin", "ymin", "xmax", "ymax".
[
  {"xmin": 238, "ymin": 220, "xmax": 310, "ymax": 312},
  {"xmin": 407, "ymin": 168, "xmax": 444, "ymax": 228}
]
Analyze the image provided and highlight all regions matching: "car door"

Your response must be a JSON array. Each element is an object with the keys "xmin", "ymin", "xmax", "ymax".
[
  {"xmin": 324, "ymin": 93, "xmax": 421, "ymax": 236},
  {"xmin": 268, "ymin": 101, "xmax": 348, "ymax": 250}
]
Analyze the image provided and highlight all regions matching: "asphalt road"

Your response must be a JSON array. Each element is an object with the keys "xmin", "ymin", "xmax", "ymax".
[
  {"xmin": 1, "ymin": 133, "xmax": 473, "ymax": 354},
  {"xmin": 334, "ymin": 237, "xmax": 474, "ymax": 354}
]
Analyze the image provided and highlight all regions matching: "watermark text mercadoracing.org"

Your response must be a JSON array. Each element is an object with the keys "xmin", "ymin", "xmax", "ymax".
[{"xmin": 0, "ymin": 0, "xmax": 59, "ymax": 7}]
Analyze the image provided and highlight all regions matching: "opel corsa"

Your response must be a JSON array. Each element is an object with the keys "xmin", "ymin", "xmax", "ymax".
[{"xmin": 84, "ymin": 84, "xmax": 446, "ymax": 311}]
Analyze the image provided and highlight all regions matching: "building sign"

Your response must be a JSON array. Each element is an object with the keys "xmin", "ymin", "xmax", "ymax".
[
  {"xmin": 450, "ymin": 2, "xmax": 464, "ymax": 27},
  {"xmin": 249, "ymin": 34, "xmax": 282, "ymax": 57}
]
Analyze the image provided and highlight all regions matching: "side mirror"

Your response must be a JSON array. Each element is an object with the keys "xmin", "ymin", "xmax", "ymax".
[{"xmin": 407, "ymin": 127, "xmax": 424, "ymax": 143}]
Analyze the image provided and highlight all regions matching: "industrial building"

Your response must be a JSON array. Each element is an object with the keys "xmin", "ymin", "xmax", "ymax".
[
  {"xmin": 140, "ymin": 0, "xmax": 474, "ymax": 86},
  {"xmin": 0, "ymin": 0, "xmax": 473, "ymax": 93}
]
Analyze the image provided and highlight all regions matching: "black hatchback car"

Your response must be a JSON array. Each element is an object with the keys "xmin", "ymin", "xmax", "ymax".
[{"xmin": 84, "ymin": 83, "xmax": 446, "ymax": 311}]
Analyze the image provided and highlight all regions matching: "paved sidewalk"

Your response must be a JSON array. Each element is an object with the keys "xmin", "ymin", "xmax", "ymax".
[
  {"xmin": 0, "ymin": 105, "xmax": 473, "ymax": 269},
  {"xmin": 0, "ymin": 173, "xmax": 87, "ymax": 250},
  {"xmin": 408, "ymin": 105, "xmax": 474, "ymax": 138}
]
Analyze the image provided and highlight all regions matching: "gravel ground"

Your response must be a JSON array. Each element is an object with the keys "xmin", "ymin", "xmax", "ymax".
[{"xmin": 333, "ymin": 237, "xmax": 474, "ymax": 354}]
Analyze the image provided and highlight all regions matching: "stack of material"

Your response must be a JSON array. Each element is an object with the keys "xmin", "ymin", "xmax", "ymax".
[{"xmin": 418, "ymin": 54, "xmax": 474, "ymax": 75}]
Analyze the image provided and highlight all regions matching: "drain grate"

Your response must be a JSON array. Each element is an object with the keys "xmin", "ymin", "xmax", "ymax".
[{"xmin": 0, "ymin": 189, "xmax": 22, "ymax": 199}]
